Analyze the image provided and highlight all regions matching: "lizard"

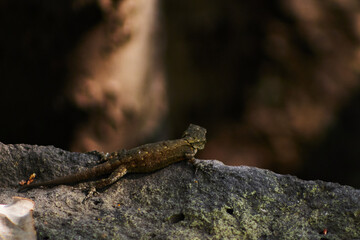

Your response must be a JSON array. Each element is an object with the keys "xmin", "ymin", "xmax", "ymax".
[{"xmin": 19, "ymin": 124, "xmax": 206, "ymax": 195}]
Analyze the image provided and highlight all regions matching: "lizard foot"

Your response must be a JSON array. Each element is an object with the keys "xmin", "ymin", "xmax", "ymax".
[
  {"xmin": 82, "ymin": 187, "xmax": 99, "ymax": 203},
  {"xmin": 188, "ymin": 159, "xmax": 203, "ymax": 175}
]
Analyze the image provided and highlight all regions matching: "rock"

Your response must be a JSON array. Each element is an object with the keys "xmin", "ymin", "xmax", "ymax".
[{"xmin": 0, "ymin": 143, "xmax": 359, "ymax": 239}]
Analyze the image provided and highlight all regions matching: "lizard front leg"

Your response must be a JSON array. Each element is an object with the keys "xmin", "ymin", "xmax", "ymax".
[
  {"xmin": 84, "ymin": 165, "xmax": 127, "ymax": 201},
  {"xmin": 185, "ymin": 148, "xmax": 198, "ymax": 164},
  {"xmin": 185, "ymin": 148, "xmax": 201, "ymax": 175}
]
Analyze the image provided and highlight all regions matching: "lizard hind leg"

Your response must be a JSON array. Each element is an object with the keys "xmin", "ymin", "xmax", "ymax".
[
  {"xmin": 86, "ymin": 150, "xmax": 109, "ymax": 163},
  {"xmin": 83, "ymin": 166, "xmax": 127, "ymax": 201},
  {"xmin": 86, "ymin": 149, "xmax": 127, "ymax": 164}
]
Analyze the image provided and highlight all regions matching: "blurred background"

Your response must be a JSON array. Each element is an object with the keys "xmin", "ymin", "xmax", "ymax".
[{"xmin": 1, "ymin": 0, "xmax": 359, "ymax": 188}]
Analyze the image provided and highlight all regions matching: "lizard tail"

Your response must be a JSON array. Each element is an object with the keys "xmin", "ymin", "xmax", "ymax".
[{"xmin": 18, "ymin": 161, "xmax": 114, "ymax": 192}]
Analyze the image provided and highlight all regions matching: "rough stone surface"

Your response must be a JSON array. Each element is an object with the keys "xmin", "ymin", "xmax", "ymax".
[{"xmin": 0, "ymin": 142, "xmax": 359, "ymax": 239}]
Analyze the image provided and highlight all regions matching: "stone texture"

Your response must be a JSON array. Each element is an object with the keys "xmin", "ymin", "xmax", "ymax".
[{"xmin": 0, "ymin": 143, "xmax": 359, "ymax": 239}]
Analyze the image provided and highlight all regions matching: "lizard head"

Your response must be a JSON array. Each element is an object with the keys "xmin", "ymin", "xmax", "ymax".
[{"xmin": 182, "ymin": 124, "xmax": 207, "ymax": 150}]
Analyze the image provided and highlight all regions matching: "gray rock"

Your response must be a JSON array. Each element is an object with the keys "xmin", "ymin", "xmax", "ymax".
[{"xmin": 0, "ymin": 143, "xmax": 359, "ymax": 239}]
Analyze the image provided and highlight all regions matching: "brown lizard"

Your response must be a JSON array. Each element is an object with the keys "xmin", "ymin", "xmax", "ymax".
[{"xmin": 19, "ymin": 124, "xmax": 206, "ymax": 194}]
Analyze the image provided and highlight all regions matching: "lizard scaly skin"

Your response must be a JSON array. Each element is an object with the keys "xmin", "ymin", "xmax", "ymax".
[{"xmin": 19, "ymin": 124, "xmax": 206, "ymax": 193}]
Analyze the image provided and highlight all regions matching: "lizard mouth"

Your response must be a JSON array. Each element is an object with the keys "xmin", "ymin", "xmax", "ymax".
[{"xmin": 185, "ymin": 139, "xmax": 206, "ymax": 150}]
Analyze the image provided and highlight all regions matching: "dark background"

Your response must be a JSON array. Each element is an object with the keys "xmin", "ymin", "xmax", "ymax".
[{"xmin": 0, "ymin": 0, "xmax": 359, "ymax": 188}]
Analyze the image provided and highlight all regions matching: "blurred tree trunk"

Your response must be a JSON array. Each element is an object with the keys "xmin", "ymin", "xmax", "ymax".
[{"xmin": 67, "ymin": 0, "xmax": 166, "ymax": 152}]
